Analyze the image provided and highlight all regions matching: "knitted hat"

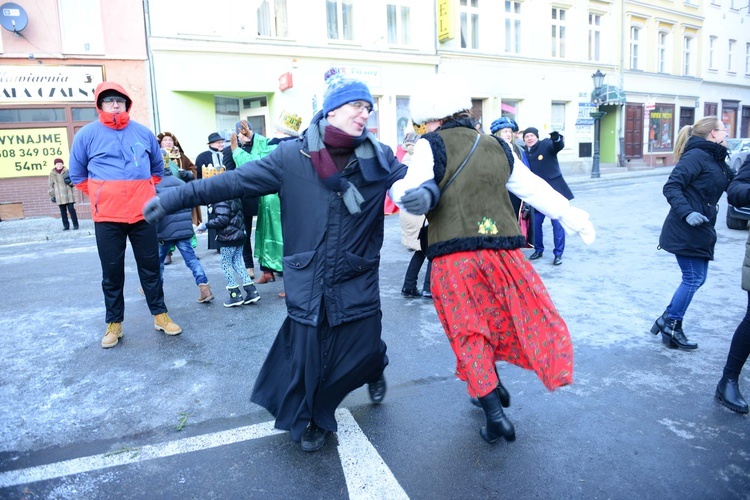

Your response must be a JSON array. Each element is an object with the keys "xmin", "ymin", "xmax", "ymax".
[
  {"xmin": 523, "ymin": 127, "xmax": 539, "ymax": 139},
  {"xmin": 207, "ymin": 132, "xmax": 223, "ymax": 144},
  {"xmin": 490, "ymin": 117, "xmax": 518, "ymax": 134},
  {"xmin": 409, "ymin": 76, "xmax": 472, "ymax": 125},
  {"xmin": 274, "ymin": 111, "xmax": 303, "ymax": 137},
  {"xmin": 53, "ymin": 157, "xmax": 64, "ymax": 165},
  {"xmin": 323, "ymin": 76, "xmax": 373, "ymax": 116}
]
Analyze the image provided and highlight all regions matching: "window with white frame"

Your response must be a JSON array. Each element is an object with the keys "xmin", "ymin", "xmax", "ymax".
[
  {"xmin": 551, "ymin": 8, "xmax": 566, "ymax": 58},
  {"xmin": 59, "ymin": 0, "xmax": 104, "ymax": 54},
  {"xmin": 215, "ymin": 97, "xmax": 240, "ymax": 140},
  {"xmin": 746, "ymin": 42, "xmax": 750, "ymax": 74},
  {"xmin": 387, "ymin": 2, "xmax": 411, "ymax": 45},
  {"xmin": 711, "ymin": 0, "xmax": 721, "ymax": 5},
  {"xmin": 657, "ymin": 31, "xmax": 668, "ymax": 73},
  {"xmin": 683, "ymin": 36, "xmax": 694, "ymax": 76},
  {"xmin": 629, "ymin": 27, "xmax": 640, "ymax": 70},
  {"xmin": 588, "ymin": 13, "xmax": 600, "ymax": 61},
  {"xmin": 551, "ymin": 102, "xmax": 566, "ymax": 131},
  {"xmin": 326, "ymin": 0, "xmax": 353, "ymax": 40},
  {"xmin": 729, "ymin": 39, "xmax": 736, "ymax": 72},
  {"xmin": 257, "ymin": 0, "xmax": 288, "ymax": 37},
  {"xmin": 504, "ymin": 1, "xmax": 521, "ymax": 54},
  {"xmin": 459, "ymin": 0, "xmax": 479, "ymax": 49},
  {"xmin": 709, "ymin": 36, "xmax": 718, "ymax": 70}
]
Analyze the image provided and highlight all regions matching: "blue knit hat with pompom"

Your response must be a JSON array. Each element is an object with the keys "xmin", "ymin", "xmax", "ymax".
[{"xmin": 323, "ymin": 76, "xmax": 374, "ymax": 116}]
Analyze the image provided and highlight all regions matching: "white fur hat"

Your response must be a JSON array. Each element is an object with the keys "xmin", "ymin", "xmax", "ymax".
[{"xmin": 409, "ymin": 75, "xmax": 472, "ymax": 125}]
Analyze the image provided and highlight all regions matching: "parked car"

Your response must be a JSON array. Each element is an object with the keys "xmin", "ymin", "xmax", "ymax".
[{"xmin": 726, "ymin": 139, "xmax": 750, "ymax": 230}]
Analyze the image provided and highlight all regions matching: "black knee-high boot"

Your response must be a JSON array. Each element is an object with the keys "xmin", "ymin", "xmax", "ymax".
[{"xmin": 478, "ymin": 389, "xmax": 516, "ymax": 443}]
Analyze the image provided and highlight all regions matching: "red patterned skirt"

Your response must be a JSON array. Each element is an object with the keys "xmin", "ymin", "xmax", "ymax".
[{"xmin": 431, "ymin": 248, "xmax": 574, "ymax": 398}]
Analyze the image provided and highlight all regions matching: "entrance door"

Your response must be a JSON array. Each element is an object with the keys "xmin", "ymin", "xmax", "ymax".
[
  {"xmin": 741, "ymin": 106, "xmax": 750, "ymax": 138},
  {"xmin": 625, "ymin": 104, "xmax": 644, "ymax": 159}
]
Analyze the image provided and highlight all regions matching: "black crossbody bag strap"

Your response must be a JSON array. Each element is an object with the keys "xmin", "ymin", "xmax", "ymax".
[{"xmin": 439, "ymin": 132, "xmax": 481, "ymax": 194}]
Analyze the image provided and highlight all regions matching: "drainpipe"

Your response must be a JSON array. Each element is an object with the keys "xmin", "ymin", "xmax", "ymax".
[
  {"xmin": 142, "ymin": 0, "xmax": 160, "ymax": 132},
  {"xmin": 618, "ymin": 0, "xmax": 626, "ymax": 167}
]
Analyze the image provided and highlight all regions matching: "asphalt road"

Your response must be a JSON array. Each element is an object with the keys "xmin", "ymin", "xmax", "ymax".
[{"xmin": 1, "ymin": 173, "xmax": 749, "ymax": 499}]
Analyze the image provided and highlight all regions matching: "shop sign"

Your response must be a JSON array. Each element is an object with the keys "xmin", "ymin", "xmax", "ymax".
[
  {"xmin": 0, "ymin": 65, "xmax": 104, "ymax": 103},
  {"xmin": 324, "ymin": 65, "xmax": 381, "ymax": 88},
  {"xmin": 0, "ymin": 127, "xmax": 70, "ymax": 178},
  {"xmin": 437, "ymin": 0, "xmax": 455, "ymax": 41}
]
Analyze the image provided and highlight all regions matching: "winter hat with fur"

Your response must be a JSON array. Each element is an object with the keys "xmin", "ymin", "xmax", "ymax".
[
  {"xmin": 490, "ymin": 117, "xmax": 519, "ymax": 134},
  {"xmin": 409, "ymin": 76, "xmax": 472, "ymax": 125}
]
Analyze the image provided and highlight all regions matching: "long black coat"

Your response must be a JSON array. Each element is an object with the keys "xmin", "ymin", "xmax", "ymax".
[
  {"xmin": 159, "ymin": 132, "xmax": 407, "ymax": 327},
  {"xmin": 155, "ymin": 174, "xmax": 194, "ymax": 242},
  {"xmin": 659, "ymin": 136, "xmax": 733, "ymax": 260},
  {"xmin": 526, "ymin": 136, "xmax": 574, "ymax": 200},
  {"xmin": 223, "ymin": 142, "xmax": 258, "ymax": 217}
]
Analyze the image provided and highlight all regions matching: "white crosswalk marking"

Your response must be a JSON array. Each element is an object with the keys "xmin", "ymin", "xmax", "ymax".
[{"xmin": 0, "ymin": 409, "xmax": 409, "ymax": 499}]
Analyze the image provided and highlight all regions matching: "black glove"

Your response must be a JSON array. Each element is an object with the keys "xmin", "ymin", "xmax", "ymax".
[
  {"xmin": 50, "ymin": 197, "xmax": 56, "ymax": 203},
  {"xmin": 401, "ymin": 187, "xmax": 433, "ymax": 215},
  {"xmin": 549, "ymin": 131, "xmax": 560, "ymax": 142},
  {"xmin": 685, "ymin": 212, "xmax": 709, "ymax": 226},
  {"xmin": 63, "ymin": 173, "xmax": 73, "ymax": 186},
  {"xmin": 143, "ymin": 196, "xmax": 167, "ymax": 225}
]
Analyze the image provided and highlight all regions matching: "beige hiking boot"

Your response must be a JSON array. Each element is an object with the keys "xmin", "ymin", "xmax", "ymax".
[
  {"xmin": 102, "ymin": 322, "xmax": 123, "ymax": 348},
  {"xmin": 154, "ymin": 313, "xmax": 182, "ymax": 336},
  {"xmin": 197, "ymin": 283, "xmax": 214, "ymax": 303}
]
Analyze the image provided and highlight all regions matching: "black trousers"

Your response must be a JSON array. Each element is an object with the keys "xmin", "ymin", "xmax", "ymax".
[
  {"xmin": 403, "ymin": 250, "xmax": 431, "ymax": 291},
  {"xmin": 242, "ymin": 215, "xmax": 255, "ymax": 269},
  {"xmin": 58, "ymin": 203, "xmax": 78, "ymax": 229},
  {"xmin": 94, "ymin": 220, "xmax": 167, "ymax": 323},
  {"xmin": 723, "ymin": 290, "xmax": 750, "ymax": 378}
]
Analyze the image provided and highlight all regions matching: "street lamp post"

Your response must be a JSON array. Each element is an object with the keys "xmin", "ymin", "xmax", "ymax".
[{"xmin": 590, "ymin": 69, "xmax": 606, "ymax": 179}]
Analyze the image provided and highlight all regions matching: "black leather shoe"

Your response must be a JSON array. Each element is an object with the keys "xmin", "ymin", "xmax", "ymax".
[
  {"xmin": 301, "ymin": 421, "xmax": 329, "ymax": 452},
  {"xmin": 657, "ymin": 317, "xmax": 698, "ymax": 350},
  {"xmin": 421, "ymin": 290, "xmax": 432, "ymax": 299},
  {"xmin": 401, "ymin": 286, "xmax": 421, "ymax": 298},
  {"xmin": 553, "ymin": 256, "xmax": 562, "ymax": 266},
  {"xmin": 368, "ymin": 373, "xmax": 387, "ymax": 404},
  {"xmin": 529, "ymin": 252, "xmax": 543, "ymax": 260},
  {"xmin": 716, "ymin": 376, "xmax": 749, "ymax": 414}
]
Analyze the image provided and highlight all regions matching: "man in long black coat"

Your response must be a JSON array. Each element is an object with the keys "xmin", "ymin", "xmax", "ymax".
[
  {"xmin": 523, "ymin": 127, "xmax": 574, "ymax": 265},
  {"xmin": 143, "ymin": 77, "xmax": 433, "ymax": 453}
]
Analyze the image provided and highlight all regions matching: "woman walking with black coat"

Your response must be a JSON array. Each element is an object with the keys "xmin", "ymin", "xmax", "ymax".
[
  {"xmin": 650, "ymin": 116, "xmax": 733, "ymax": 350},
  {"xmin": 716, "ymin": 154, "xmax": 750, "ymax": 414}
]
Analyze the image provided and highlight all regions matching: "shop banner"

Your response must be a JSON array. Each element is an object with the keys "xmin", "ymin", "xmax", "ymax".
[
  {"xmin": 0, "ymin": 127, "xmax": 70, "ymax": 178},
  {"xmin": 1, "ymin": 65, "xmax": 103, "ymax": 103}
]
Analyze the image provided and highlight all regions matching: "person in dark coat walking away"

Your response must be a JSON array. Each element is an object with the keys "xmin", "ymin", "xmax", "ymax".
[
  {"xmin": 523, "ymin": 127, "xmax": 573, "ymax": 265},
  {"xmin": 717, "ymin": 154, "xmax": 750, "ymax": 413},
  {"xmin": 393, "ymin": 79, "xmax": 595, "ymax": 444},
  {"xmin": 143, "ymin": 75, "xmax": 413, "ymax": 452},
  {"xmin": 155, "ymin": 167, "xmax": 214, "ymax": 303},
  {"xmin": 650, "ymin": 116, "xmax": 733, "ymax": 350},
  {"xmin": 48, "ymin": 158, "xmax": 79, "ymax": 230},
  {"xmin": 195, "ymin": 197, "xmax": 260, "ymax": 308},
  {"xmin": 195, "ymin": 132, "xmax": 226, "ymax": 180}
]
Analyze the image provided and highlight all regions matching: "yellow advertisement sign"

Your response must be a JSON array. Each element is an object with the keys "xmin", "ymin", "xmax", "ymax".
[
  {"xmin": 437, "ymin": 0, "xmax": 455, "ymax": 42},
  {"xmin": 0, "ymin": 127, "xmax": 70, "ymax": 178}
]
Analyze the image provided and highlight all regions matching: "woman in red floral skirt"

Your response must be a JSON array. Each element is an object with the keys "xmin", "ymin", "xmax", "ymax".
[{"xmin": 391, "ymin": 83, "xmax": 596, "ymax": 444}]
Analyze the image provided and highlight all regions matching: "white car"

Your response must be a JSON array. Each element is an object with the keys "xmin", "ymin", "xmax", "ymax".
[{"xmin": 726, "ymin": 138, "xmax": 750, "ymax": 173}]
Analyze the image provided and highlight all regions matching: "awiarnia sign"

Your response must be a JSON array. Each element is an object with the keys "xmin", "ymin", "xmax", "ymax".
[{"xmin": 1, "ymin": 65, "xmax": 104, "ymax": 103}]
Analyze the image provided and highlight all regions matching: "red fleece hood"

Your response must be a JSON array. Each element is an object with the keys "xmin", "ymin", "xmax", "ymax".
[{"xmin": 95, "ymin": 82, "xmax": 132, "ymax": 130}]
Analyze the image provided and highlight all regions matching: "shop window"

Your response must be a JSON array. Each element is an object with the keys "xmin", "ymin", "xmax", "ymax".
[
  {"xmin": 501, "ymin": 99, "xmax": 519, "ymax": 121},
  {"xmin": 396, "ymin": 97, "xmax": 410, "ymax": 145},
  {"xmin": 72, "ymin": 108, "xmax": 98, "ymax": 122},
  {"xmin": 649, "ymin": 105, "xmax": 675, "ymax": 151},
  {"xmin": 551, "ymin": 102, "xmax": 566, "ymax": 131},
  {"xmin": 0, "ymin": 108, "xmax": 66, "ymax": 123},
  {"xmin": 215, "ymin": 97, "xmax": 240, "ymax": 139},
  {"xmin": 366, "ymin": 97, "xmax": 380, "ymax": 138}
]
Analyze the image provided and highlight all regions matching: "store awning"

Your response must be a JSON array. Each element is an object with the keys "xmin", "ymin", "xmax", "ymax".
[{"xmin": 593, "ymin": 85, "xmax": 626, "ymax": 106}]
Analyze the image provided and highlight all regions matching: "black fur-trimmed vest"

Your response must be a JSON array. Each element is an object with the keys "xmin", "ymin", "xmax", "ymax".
[{"xmin": 424, "ymin": 124, "xmax": 525, "ymax": 259}]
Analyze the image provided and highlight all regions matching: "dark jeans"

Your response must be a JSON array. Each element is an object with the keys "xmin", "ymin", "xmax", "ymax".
[
  {"xmin": 666, "ymin": 255, "xmax": 709, "ymax": 321},
  {"xmin": 403, "ymin": 250, "xmax": 431, "ymax": 291},
  {"xmin": 533, "ymin": 212, "xmax": 565, "ymax": 256},
  {"xmin": 95, "ymin": 220, "xmax": 167, "ymax": 323},
  {"xmin": 723, "ymin": 291, "xmax": 750, "ymax": 379},
  {"xmin": 243, "ymin": 215, "xmax": 255, "ymax": 269},
  {"xmin": 59, "ymin": 203, "xmax": 78, "ymax": 229}
]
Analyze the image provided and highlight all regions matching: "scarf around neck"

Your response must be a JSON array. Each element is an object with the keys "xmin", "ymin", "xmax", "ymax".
[
  {"xmin": 98, "ymin": 110, "xmax": 131, "ymax": 130},
  {"xmin": 307, "ymin": 111, "xmax": 390, "ymax": 215},
  {"xmin": 684, "ymin": 135, "xmax": 730, "ymax": 163}
]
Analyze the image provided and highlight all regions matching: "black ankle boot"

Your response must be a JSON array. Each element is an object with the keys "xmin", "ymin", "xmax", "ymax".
[
  {"xmin": 470, "ymin": 380, "xmax": 510, "ymax": 409},
  {"xmin": 650, "ymin": 311, "xmax": 668, "ymax": 335},
  {"xmin": 478, "ymin": 389, "xmax": 516, "ymax": 443},
  {"xmin": 658, "ymin": 319, "xmax": 698, "ymax": 350},
  {"xmin": 716, "ymin": 376, "xmax": 749, "ymax": 414}
]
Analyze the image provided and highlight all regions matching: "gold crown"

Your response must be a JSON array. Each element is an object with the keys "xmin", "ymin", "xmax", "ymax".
[{"xmin": 279, "ymin": 111, "xmax": 302, "ymax": 133}]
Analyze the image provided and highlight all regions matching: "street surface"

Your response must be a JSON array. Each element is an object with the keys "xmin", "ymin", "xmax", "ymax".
[{"xmin": 1, "ymin": 173, "xmax": 749, "ymax": 499}]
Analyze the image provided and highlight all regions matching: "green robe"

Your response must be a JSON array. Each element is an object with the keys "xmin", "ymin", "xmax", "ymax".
[{"xmin": 233, "ymin": 137, "xmax": 283, "ymax": 272}]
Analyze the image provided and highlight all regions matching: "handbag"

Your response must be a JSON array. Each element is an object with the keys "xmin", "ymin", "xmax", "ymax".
[{"xmin": 420, "ymin": 133, "xmax": 481, "ymax": 253}]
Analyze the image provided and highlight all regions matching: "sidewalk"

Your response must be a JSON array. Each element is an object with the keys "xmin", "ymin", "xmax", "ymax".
[{"xmin": 0, "ymin": 166, "xmax": 672, "ymax": 246}]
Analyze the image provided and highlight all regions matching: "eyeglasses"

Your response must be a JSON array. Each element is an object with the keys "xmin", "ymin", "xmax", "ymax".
[
  {"xmin": 102, "ymin": 97, "xmax": 127, "ymax": 105},
  {"xmin": 347, "ymin": 101, "xmax": 373, "ymax": 114}
]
